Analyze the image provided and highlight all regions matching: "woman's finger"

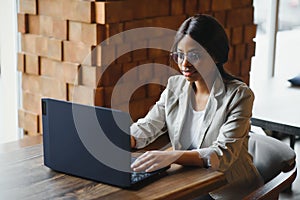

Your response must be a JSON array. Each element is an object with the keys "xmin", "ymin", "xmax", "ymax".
[{"xmin": 132, "ymin": 158, "xmax": 154, "ymax": 172}]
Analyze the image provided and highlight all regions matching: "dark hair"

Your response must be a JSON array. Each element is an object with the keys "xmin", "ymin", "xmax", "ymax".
[{"xmin": 172, "ymin": 14, "xmax": 239, "ymax": 81}]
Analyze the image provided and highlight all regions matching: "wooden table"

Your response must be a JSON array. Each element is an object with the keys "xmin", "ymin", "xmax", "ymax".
[
  {"xmin": 251, "ymin": 78, "xmax": 300, "ymax": 149},
  {"xmin": 0, "ymin": 136, "xmax": 227, "ymax": 200}
]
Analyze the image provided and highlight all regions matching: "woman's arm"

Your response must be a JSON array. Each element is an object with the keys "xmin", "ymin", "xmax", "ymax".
[
  {"xmin": 131, "ymin": 150, "xmax": 206, "ymax": 172},
  {"xmin": 131, "ymin": 136, "xmax": 136, "ymax": 148}
]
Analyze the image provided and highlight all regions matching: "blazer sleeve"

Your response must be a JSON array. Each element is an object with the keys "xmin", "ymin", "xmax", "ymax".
[
  {"xmin": 210, "ymin": 85, "xmax": 255, "ymax": 171},
  {"xmin": 130, "ymin": 84, "xmax": 169, "ymax": 149}
]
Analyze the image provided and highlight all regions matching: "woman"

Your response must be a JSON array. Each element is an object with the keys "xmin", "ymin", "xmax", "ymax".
[{"xmin": 130, "ymin": 14, "xmax": 263, "ymax": 199}]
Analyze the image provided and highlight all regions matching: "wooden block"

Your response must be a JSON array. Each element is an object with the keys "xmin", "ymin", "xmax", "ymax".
[
  {"xmin": 95, "ymin": 2, "xmax": 106, "ymax": 24},
  {"xmin": 185, "ymin": 0, "xmax": 198, "ymax": 15},
  {"xmin": 17, "ymin": 53, "xmax": 25, "ymax": 72},
  {"xmin": 40, "ymin": 76, "xmax": 66, "ymax": 100},
  {"xmin": 231, "ymin": 0, "xmax": 253, "ymax": 8},
  {"xmin": 137, "ymin": 61, "xmax": 154, "ymax": 81},
  {"xmin": 28, "ymin": 14, "xmax": 40, "ymax": 35},
  {"xmin": 23, "ymin": 92, "xmax": 41, "ymax": 114},
  {"xmin": 17, "ymin": 13, "xmax": 28, "ymax": 33},
  {"xmin": 111, "ymin": 82, "xmax": 145, "ymax": 105},
  {"xmin": 67, "ymin": 84, "xmax": 101, "ymax": 106},
  {"xmin": 38, "ymin": 0, "xmax": 64, "ymax": 19},
  {"xmin": 104, "ymin": 86, "xmax": 113, "ymax": 107},
  {"xmin": 129, "ymin": 97, "xmax": 158, "ymax": 121},
  {"xmin": 100, "ymin": 63, "xmax": 122, "ymax": 86},
  {"xmin": 125, "ymin": 15, "xmax": 186, "ymax": 32},
  {"xmin": 28, "ymin": 15, "xmax": 67, "ymax": 39},
  {"xmin": 147, "ymin": 83, "xmax": 162, "ymax": 98},
  {"xmin": 40, "ymin": 57, "xmax": 56, "ymax": 77},
  {"xmin": 153, "ymin": 56, "xmax": 169, "ymax": 66},
  {"xmin": 25, "ymin": 53, "xmax": 40, "ymax": 75},
  {"xmin": 80, "ymin": 65, "xmax": 103, "ymax": 87},
  {"xmin": 22, "ymin": 73, "xmax": 41, "ymax": 94},
  {"xmin": 39, "ymin": 15, "xmax": 52, "ymax": 37},
  {"xmin": 63, "ymin": 0, "xmax": 95, "ymax": 23},
  {"xmin": 148, "ymin": 49, "xmax": 169, "ymax": 60},
  {"xmin": 241, "ymin": 59, "xmax": 252, "ymax": 76},
  {"xmin": 63, "ymin": 41, "xmax": 94, "ymax": 64},
  {"xmin": 18, "ymin": 109, "xmax": 39, "ymax": 133},
  {"xmin": 227, "ymin": 7, "xmax": 254, "ymax": 27},
  {"xmin": 131, "ymin": 0, "xmax": 169, "ymax": 19},
  {"xmin": 122, "ymin": 62, "xmax": 138, "ymax": 83},
  {"xmin": 131, "ymin": 85, "xmax": 147, "ymax": 101},
  {"xmin": 224, "ymin": 61, "xmax": 240, "ymax": 76},
  {"xmin": 95, "ymin": 87, "xmax": 104, "ymax": 106},
  {"xmin": 40, "ymin": 58, "xmax": 80, "ymax": 85},
  {"xmin": 52, "ymin": 18, "xmax": 68, "ymax": 40},
  {"xmin": 106, "ymin": 23, "xmax": 124, "ymax": 38},
  {"xmin": 47, "ymin": 38, "xmax": 63, "ymax": 61},
  {"xmin": 69, "ymin": 21, "xmax": 105, "ymax": 46},
  {"xmin": 19, "ymin": 0, "xmax": 37, "ymax": 14},
  {"xmin": 68, "ymin": 21, "xmax": 82, "ymax": 43},
  {"xmin": 84, "ymin": 24, "xmax": 105, "ymax": 46},
  {"xmin": 231, "ymin": 26, "xmax": 244, "ymax": 45},
  {"xmin": 95, "ymin": 1, "xmax": 133, "ymax": 24},
  {"xmin": 244, "ymin": 24, "xmax": 257, "ymax": 43},
  {"xmin": 132, "ymin": 40, "xmax": 148, "ymax": 61},
  {"xmin": 225, "ymin": 28, "xmax": 231, "ymax": 40},
  {"xmin": 148, "ymin": 35, "xmax": 174, "ymax": 58},
  {"xmin": 62, "ymin": 62, "xmax": 80, "ymax": 85},
  {"xmin": 116, "ymin": 43, "xmax": 132, "ymax": 64},
  {"xmin": 211, "ymin": 0, "xmax": 232, "ymax": 11},
  {"xmin": 198, "ymin": 0, "xmax": 212, "ymax": 12},
  {"xmin": 21, "ymin": 33, "xmax": 37, "ymax": 54},
  {"xmin": 245, "ymin": 42, "xmax": 256, "ymax": 59},
  {"xmin": 171, "ymin": 0, "xmax": 184, "ymax": 15},
  {"xmin": 228, "ymin": 44, "xmax": 234, "ymax": 61},
  {"xmin": 95, "ymin": 44, "xmax": 116, "ymax": 66},
  {"xmin": 234, "ymin": 44, "xmax": 246, "ymax": 61},
  {"xmin": 213, "ymin": 11, "xmax": 226, "ymax": 27},
  {"xmin": 35, "ymin": 36, "xmax": 47, "ymax": 56}
]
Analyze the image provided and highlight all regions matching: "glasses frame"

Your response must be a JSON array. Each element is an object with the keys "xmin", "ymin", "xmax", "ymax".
[{"xmin": 170, "ymin": 51, "xmax": 202, "ymax": 65}]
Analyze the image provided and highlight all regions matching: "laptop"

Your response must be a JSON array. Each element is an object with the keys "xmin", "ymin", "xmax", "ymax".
[{"xmin": 41, "ymin": 98, "xmax": 169, "ymax": 189}]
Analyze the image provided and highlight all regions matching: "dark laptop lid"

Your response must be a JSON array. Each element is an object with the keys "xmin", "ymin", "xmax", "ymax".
[{"xmin": 42, "ymin": 98, "xmax": 132, "ymax": 188}]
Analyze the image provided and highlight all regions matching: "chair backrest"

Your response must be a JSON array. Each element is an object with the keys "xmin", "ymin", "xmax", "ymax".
[{"xmin": 248, "ymin": 132, "xmax": 296, "ymax": 183}]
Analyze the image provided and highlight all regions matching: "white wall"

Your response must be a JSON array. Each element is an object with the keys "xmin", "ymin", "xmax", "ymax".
[{"xmin": 0, "ymin": 0, "xmax": 21, "ymax": 143}]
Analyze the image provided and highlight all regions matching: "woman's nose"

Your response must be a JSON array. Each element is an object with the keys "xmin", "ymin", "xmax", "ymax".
[{"xmin": 181, "ymin": 56, "xmax": 190, "ymax": 67}]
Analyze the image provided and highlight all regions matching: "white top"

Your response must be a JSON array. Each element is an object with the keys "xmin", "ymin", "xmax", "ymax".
[{"xmin": 179, "ymin": 97, "xmax": 205, "ymax": 150}]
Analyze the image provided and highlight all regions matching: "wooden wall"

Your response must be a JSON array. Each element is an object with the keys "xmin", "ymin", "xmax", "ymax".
[{"xmin": 17, "ymin": 0, "xmax": 256, "ymax": 136}]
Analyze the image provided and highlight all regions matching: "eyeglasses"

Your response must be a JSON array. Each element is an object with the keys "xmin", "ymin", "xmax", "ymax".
[{"xmin": 170, "ymin": 51, "xmax": 202, "ymax": 64}]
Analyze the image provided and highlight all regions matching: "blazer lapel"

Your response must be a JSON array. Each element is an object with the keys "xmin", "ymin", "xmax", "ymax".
[
  {"xmin": 197, "ymin": 95, "xmax": 217, "ymax": 147},
  {"xmin": 173, "ymin": 84, "xmax": 191, "ymax": 149},
  {"xmin": 198, "ymin": 77, "xmax": 225, "ymax": 148}
]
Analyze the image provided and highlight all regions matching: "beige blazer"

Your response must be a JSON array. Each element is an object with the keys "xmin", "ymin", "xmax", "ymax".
[{"xmin": 131, "ymin": 75, "xmax": 263, "ymax": 199}]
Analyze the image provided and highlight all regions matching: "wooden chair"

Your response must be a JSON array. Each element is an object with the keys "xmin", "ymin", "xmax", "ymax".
[{"xmin": 243, "ymin": 131, "xmax": 297, "ymax": 200}]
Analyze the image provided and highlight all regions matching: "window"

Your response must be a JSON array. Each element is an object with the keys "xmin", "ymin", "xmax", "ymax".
[{"xmin": 251, "ymin": 0, "xmax": 300, "ymax": 83}]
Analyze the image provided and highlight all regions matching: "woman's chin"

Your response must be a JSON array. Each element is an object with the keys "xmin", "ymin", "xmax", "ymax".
[{"xmin": 182, "ymin": 72, "xmax": 198, "ymax": 81}]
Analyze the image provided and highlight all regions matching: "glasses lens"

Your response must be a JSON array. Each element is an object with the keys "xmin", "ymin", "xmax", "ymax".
[
  {"xmin": 187, "ymin": 52, "xmax": 200, "ymax": 64},
  {"xmin": 171, "ymin": 52, "xmax": 184, "ymax": 64},
  {"xmin": 170, "ymin": 52, "xmax": 201, "ymax": 64}
]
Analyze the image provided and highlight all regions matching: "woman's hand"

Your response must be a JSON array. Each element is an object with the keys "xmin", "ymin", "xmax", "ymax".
[{"xmin": 131, "ymin": 151, "xmax": 183, "ymax": 172}]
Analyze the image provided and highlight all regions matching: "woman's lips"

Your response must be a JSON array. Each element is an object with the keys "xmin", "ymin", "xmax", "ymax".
[{"xmin": 181, "ymin": 70, "xmax": 196, "ymax": 77}]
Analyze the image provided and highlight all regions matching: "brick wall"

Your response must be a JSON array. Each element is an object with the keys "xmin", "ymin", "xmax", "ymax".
[{"xmin": 18, "ymin": 0, "xmax": 256, "ymax": 136}]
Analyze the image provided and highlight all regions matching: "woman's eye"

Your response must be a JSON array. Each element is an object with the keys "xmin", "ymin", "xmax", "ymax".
[
  {"xmin": 178, "ymin": 53, "xmax": 185, "ymax": 60},
  {"xmin": 189, "ymin": 53, "xmax": 200, "ymax": 61}
]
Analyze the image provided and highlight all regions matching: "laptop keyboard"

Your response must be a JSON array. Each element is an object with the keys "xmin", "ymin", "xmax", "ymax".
[
  {"xmin": 131, "ymin": 171, "xmax": 152, "ymax": 183},
  {"xmin": 130, "ymin": 157, "xmax": 152, "ymax": 183}
]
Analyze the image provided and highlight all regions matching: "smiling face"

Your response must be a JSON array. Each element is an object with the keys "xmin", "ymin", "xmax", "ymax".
[{"xmin": 175, "ymin": 35, "xmax": 216, "ymax": 83}]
